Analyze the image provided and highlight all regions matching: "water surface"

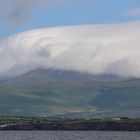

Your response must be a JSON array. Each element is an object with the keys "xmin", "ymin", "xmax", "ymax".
[{"xmin": 0, "ymin": 131, "xmax": 140, "ymax": 140}]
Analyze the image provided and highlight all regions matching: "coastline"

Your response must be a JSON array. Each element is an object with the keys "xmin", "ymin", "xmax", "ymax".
[{"xmin": 0, "ymin": 117, "xmax": 140, "ymax": 131}]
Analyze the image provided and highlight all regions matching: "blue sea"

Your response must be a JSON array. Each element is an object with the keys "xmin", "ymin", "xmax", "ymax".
[{"xmin": 0, "ymin": 131, "xmax": 140, "ymax": 140}]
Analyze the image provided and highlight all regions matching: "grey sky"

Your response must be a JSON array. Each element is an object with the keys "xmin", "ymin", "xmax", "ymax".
[{"xmin": 0, "ymin": 0, "xmax": 48, "ymax": 25}]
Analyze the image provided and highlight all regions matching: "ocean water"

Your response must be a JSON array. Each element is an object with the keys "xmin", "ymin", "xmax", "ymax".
[{"xmin": 0, "ymin": 131, "xmax": 140, "ymax": 140}]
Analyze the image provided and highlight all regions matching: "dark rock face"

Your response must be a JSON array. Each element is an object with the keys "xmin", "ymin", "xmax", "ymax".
[{"xmin": 1, "ymin": 122, "xmax": 140, "ymax": 131}]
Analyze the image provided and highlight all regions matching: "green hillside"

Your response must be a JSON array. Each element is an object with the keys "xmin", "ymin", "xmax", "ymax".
[{"xmin": 0, "ymin": 70, "xmax": 140, "ymax": 118}]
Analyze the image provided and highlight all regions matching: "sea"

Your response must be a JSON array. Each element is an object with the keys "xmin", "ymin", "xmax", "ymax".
[{"xmin": 0, "ymin": 131, "xmax": 140, "ymax": 140}]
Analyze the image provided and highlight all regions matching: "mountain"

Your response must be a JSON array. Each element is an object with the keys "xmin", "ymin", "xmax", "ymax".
[
  {"xmin": 12, "ymin": 69, "xmax": 127, "ymax": 81},
  {"xmin": 0, "ymin": 69, "xmax": 139, "ymax": 118}
]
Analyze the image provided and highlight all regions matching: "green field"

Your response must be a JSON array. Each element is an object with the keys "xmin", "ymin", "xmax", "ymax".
[{"xmin": 0, "ymin": 70, "xmax": 140, "ymax": 117}]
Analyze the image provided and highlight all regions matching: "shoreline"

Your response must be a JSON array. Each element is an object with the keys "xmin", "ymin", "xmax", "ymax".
[{"xmin": 0, "ymin": 117, "xmax": 140, "ymax": 131}]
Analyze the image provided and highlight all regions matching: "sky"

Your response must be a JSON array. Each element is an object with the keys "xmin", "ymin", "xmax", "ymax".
[{"xmin": 0, "ymin": 0, "xmax": 140, "ymax": 38}]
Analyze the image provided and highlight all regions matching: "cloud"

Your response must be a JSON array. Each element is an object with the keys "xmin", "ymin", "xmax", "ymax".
[
  {"xmin": 0, "ymin": 21, "xmax": 140, "ymax": 78},
  {"xmin": 0, "ymin": 0, "xmax": 67, "ymax": 26},
  {"xmin": 0, "ymin": 0, "xmax": 43, "ymax": 25},
  {"xmin": 126, "ymin": 8, "xmax": 140, "ymax": 17},
  {"xmin": 0, "ymin": 0, "xmax": 92, "ymax": 26}
]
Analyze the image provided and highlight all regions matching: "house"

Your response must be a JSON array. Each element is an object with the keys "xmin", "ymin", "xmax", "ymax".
[{"xmin": 112, "ymin": 117, "xmax": 121, "ymax": 121}]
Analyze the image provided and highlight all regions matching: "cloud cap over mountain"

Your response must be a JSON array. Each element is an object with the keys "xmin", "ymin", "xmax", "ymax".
[{"xmin": 0, "ymin": 21, "xmax": 140, "ymax": 78}]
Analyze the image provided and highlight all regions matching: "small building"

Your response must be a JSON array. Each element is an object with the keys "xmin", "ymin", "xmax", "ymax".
[{"xmin": 112, "ymin": 117, "xmax": 121, "ymax": 121}]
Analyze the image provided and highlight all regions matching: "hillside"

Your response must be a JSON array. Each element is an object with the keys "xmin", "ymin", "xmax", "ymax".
[{"xmin": 0, "ymin": 69, "xmax": 139, "ymax": 118}]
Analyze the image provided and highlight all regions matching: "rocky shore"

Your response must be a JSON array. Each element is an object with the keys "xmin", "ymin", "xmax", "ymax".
[{"xmin": 1, "ymin": 121, "xmax": 140, "ymax": 131}]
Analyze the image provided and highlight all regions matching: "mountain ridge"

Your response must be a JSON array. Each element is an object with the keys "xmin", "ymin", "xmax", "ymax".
[{"xmin": 0, "ymin": 69, "xmax": 139, "ymax": 118}]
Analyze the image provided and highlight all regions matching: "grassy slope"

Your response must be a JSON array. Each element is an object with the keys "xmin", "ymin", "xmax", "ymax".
[{"xmin": 0, "ymin": 72, "xmax": 140, "ymax": 117}]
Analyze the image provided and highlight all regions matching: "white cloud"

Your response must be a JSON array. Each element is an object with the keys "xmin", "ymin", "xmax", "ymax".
[
  {"xmin": 0, "ymin": 21, "xmax": 140, "ymax": 78},
  {"xmin": 126, "ymin": 8, "xmax": 140, "ymax": 17}
]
